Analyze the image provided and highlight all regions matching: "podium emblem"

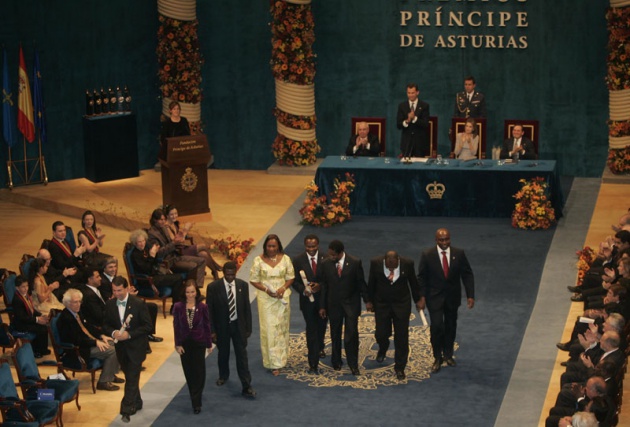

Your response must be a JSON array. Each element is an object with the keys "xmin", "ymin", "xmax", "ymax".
[{"xmin": 180, "ymin": 167, "xmax": 198, "ymax": 192}]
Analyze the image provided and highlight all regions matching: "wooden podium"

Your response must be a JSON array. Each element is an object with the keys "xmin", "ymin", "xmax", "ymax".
[{"xmin": 159, "ymin": 135, "xmax": 211, "ymax": 215}]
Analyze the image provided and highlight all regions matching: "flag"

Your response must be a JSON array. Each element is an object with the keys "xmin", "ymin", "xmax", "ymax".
[
  {"xmin": 17, "ymin": 45, "xmax": 35, "ymax": 143},
  {"xmin": 33, "ymin": 49, "xmax": 46, "ymax": 145},
  {"xmin": 2, "ymin": 48, "xmax": 16, "ymax": 147}
]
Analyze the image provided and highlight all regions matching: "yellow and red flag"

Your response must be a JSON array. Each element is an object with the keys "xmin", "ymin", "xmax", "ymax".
[{"xmin": 17, "ymin": 45, "xmax": 34, "ymax": 143}]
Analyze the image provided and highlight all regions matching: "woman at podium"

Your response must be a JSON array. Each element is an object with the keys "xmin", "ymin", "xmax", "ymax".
[{"xmin": 161, "ymin": 100, "xmax": 190, "ymax": 141}]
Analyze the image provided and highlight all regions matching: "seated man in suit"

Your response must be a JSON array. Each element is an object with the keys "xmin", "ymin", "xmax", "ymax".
[
  {"xmin": 346, "ymin": 121, "xmax": 381, "ymax": 157},
  {"xmin": 58, "ymin": 288, "xmax": 124, "ymax": 391},
  {"xmin": 37, "ymin": 248, "xmax": 77, "ymax": 300},
  {"xmin": 47, "ymin": 221, "xmax": 88, "ymax": 283},
  {"xmin": 500, "ymin": 124, "xmax": 536, "ymax": 160}
]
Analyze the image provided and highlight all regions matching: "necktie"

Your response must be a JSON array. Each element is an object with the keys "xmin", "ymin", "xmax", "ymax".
[
  {"xmin": 311, "ymin": 257, "xmax": 317, "ymax": 275},
  {"xmin": 337, "ymin": 262, "xmax": 342, "ymax": 278},
  {"xmin": 387, "ymin": 268, "xmax": 395, "ymax": 283},
  {"xmin": 442, "ymin": 251, "xmax": 449, "ymax": 278},
  {"xmin": 411, "ymin": 102, "xmax": 415, "ymax": 111},
  {"xmin": 76, "ymin": 313, "xmax": 97, "ymax": 340},
  {"xmin": 228, "ymin": 284, "xmax": 237, "ymax": 321}
]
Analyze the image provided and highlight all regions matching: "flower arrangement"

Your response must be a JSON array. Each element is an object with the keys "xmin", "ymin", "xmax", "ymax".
[
  {"xmin": 273, "ymin": 108, "xmax": 316, "ymax": 130},
  {"xmin": 608, "ymin": 119, "xmax": 630, "ymax": 138},
  {"xmin": 299, "ymin": 173, "xmax": 355, "ymax": 227},
  {"xmin": 156, "ymin": 15, "xmax": 204, "ymax": 104},
  {"xmin": 270, "ymin": 0, "xmax": 316, "ymax": 85},
  {"xmin": 605, "ymin": 7, "xmax": 630, "ymax": 91},
  {"xmin": 212, "ymin": 235, "xmax": 255, "ymax": 270},
  {"xmin": 575, "ymin": 246, "xmax": 596, "ymax": 287},
  {"xmin": 272, "ymin": 134, "xmax": 321, "ymax": 166},
  {"xmin": 607, "ymin": 145, "xmax": 630, "ymax": 174},
  {"xmin": 511, "ymin": 177, "xmax": 556, "ymax": 230}
]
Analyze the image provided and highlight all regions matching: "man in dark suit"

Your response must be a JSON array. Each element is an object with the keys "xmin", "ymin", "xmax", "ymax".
[
  {"xmin": 454, "ymin": 76, "xmax": 486, "ymax": 118},
  {"xmin": 47, "ymin": 221, "xmax": 87, "ymax": 282},
  {"xmin": 396, "ymin": 83, "xmax": 430, "ymax": 157},
  {"xmin": 499, "ymin": 124, "xmax": 536, "ymax": 160},
  {"xmin": 318, "ymin": 240, "xmax": 367, "ymax": 375},
  {"xmin": 417, "ymin": 228, "xmax": 475, "ymax": 373},
  {"xmin": 345, "ymin": 121, "xmax": 381, "ymax": 157},
  {"xmin": 291, "ymin": 234, "xmax": 328, "ymax": 374},
  {"xmin": 206, "ymin": 261, "xmax": 256, "ymax": 398},
  {"xmin": 366, "ymin": 251, "xmax": 422, "ymax": 380},
  {"xmin": 103, "ymin": 276, "xmax": 152, "ymax": 423},
  {"xmin": 79, "ymin": 267, "xmax": 107, "ymax": 330},
  {"xmin": 58, "ymin": 288, "xmax": 123, "ymax": 391},
  {"xmin": 37, "ymin": 248, "xmax": 76, "ymax": 300}
]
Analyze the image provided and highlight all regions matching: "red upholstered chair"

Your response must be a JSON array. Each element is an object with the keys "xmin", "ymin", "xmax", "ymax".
[
  {"xmin": 350, "ymin": 117, "xmax": 386, "ymax": 156},
  {"xmin": 450, "ymin": 117, "xmax": 487, "ymax": 159},
  {"xmin": 504, "ymin": 119, "xmax": 539, "ymax": 156},
  {"xmin": 428, "ymin": 116, "xmax": 438, "ymax": 157}
]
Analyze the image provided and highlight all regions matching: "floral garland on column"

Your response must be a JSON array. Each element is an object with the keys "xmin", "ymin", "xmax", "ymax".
[
  {"xmin": 605, "ymin": 1, "xmax": 630, "ymax": 174},
  {"xmin": 156, "ymin": 0, "xmax": 205, "ymax": 134},
  {"xmin": 270, "ymin": 0, "xmax": 320, "ymax": 166}
]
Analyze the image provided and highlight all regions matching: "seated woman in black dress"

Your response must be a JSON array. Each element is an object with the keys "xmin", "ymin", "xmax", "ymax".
[
  {"xmin": 164, "ymin": 205, "xmax": 221, "ymax": 280},
  {"xmin": 12, "ymin": 275, "xmax": 50, "ymax": 358},
  {"xmin": 77, "ymin": 210, "xmax": 111, "ymax": 269},
  {"xmin": 128, "ymin": 229, "xmax": 184, "ymax": 304}
]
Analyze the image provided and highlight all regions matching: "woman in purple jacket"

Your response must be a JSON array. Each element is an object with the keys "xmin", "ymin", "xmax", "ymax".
[{"xmin": 173, "ymin": 279, "xmax": 213, "ymax": 414}]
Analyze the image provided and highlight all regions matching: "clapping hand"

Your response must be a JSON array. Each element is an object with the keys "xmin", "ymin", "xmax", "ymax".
[{"xmin": 149, "ymin": 243, "xmax": 160, "ymax": 257}]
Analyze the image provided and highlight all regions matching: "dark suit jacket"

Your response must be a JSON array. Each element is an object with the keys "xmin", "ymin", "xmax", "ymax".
[
  {"xmin": 345, "ymin": 133, "xmax": 381, "ymax": 157},
  {"xmin": 102, "ymin": 294, "xmax": 152, "ymax": 360},
  {"xmin": 292, "ymin": 251, "xmax": 326, "ymax": 311},
  {"xmin": 396, "ymin": 99, "xmax": 430, "ymax": 157},
  {"xmin": 130, "ymin": 247, "xmax": 159, "ymax": 276},
  {"xmin": 417, "ymin": 246, "xmax": 474, "ymax": 310},
  {"xmin": 58, "ymin": 308, "xmax": 102, "ymax": 362},
  {"xmin": 454, "ymin": 91, "xmax": 486, "ymax": 118},
  {"xmin": 319, "ymin": 253, "xmax": 367, "ymax": 314},
  {"xmin": 99, "ymin": 274, "xmax": 114, "ymax": 301},
  {"xmin": 206, "ymin": 278, "xmax": 252, "ymax": 340},
  {"xmin": 12, "ymin": 293, "xmax": 43, "ymax": 331},
  {"xmin": 500, "ymin": 137, "xmax": 536, "ymax": 160},
  {"xmin": 172, "ymin": 301, "xmax": 212, "ymax": 348},
  {"xmin": 367, "ymin": 256, "xmax": 420, "ymax": 316},
  {"xmin": 47, "ymin": 238, "xmax": 82, "ymax": 271},
  {"xmin": 79, "ymin": 284, "xmax": 106, "ymax": 329},
  {"xmin": 147, "ymin": 225, "xmax": 178, "ymax": 261}
]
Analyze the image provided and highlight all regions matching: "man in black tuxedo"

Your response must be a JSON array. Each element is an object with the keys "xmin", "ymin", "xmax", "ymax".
[
  {"xmin": 499, "ymin": 124, "xmax": 536, "ymax": 160},
  {"xmin": 291, "ymin": 234, "xmax": 328, "ymax": 374},
  {"xmin": 206, "ymin": 261, "xmax": 256, "ymax": 398},
  {"xmin": 417, "ymin": 228, "xmax": 475, "ymax": 373},
  {"xmin": 79, "ymin": 267, "xmax": 108, "ymax": 330},
  {"xmin": 396, "ymin": 83, "xmax": 430, "ymax": 157},
  {"xmin": 318, "ymin": 240, "xmax": 367, "ymax": 375},
  {"xmin": 345, "ymin": 121, "xmax": 381, "ymax": 157},
  {"xmin": 47, "ymin": 221, "xmax": 87, "ymax": 283},
  {"xmin": 454, "ymin": 76, "xmax": 486, "ymax": 118},
  {"xmin": 103, "ymin": 276, "xmax": 152, "ymax": 423},
  {"xmin": 366, "ymin": 251, "xmax": 422, "ymax": 380},
  {"xmin": 58, "ymin": 288, "xmax": 123, "ymax": 391}
]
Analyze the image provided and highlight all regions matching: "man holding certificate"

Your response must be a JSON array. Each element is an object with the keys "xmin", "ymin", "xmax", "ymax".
[{"xmin": 103, "ymin": 276, "xmax": 152, "ymax": 423}]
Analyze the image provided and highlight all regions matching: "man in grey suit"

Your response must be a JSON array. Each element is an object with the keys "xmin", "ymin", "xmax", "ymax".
[
  {"xmin": 319, "ymin": 240, "xmax": 367, "ymax": 375},
  {"xmin": 206, "ymin": 261, "xmax": 256, "ymax": 398},
  {"xmin": 366, "ymin": 251, "xmax": 422, "ymax": 380},
  {"xmin": 418, "ymin": 228, "xmax": 475, "ymax": 373}
]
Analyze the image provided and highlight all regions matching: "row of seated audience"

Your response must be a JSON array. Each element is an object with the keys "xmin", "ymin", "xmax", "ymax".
[{"xmin": 545, "ymin": 217, "xmax": 630, "ymax": 426}]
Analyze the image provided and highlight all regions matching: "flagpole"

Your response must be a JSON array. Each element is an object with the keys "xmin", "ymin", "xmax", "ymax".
[{"xmin": 7, "ymin": 146, "xmax": 13, "ymax": 189}]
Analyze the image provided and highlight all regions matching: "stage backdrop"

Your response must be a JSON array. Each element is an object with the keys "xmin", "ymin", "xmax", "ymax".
[{"xmin": 0, "ymin": 1, "xmax": 608, "ymax": 184}]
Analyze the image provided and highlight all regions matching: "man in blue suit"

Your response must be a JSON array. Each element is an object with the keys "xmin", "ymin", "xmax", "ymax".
[{"xmin": 418, "ymin": 228, "xmax": 475, "ymax": 373}]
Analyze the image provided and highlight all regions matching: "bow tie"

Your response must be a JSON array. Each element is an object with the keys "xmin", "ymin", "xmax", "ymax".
[{"xmin": 117, "ymin": 300, "xmax": 127, "ymax": 307}]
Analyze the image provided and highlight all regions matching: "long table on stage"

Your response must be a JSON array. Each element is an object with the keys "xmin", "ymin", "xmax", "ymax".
[{"xmin": 314, "ymin": 156, "xmax": 564, "ymax": 218}]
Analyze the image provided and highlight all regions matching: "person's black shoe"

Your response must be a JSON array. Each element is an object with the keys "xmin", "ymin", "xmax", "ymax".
[
  {"xmin": 350, "ymin": 366, "xmax": 360, "ymax": 375},
  {"xmin": 148, "ymin": 335, "xmax": 163, "ymax": 342},
  {"xmin": 242, "ymin": 387, "xmax": 256, "ymax": 398},
  {"xmin": 445, "ymin": 357, "xmax": 456, "ymax": 367},
  {"xmin": 216, "ymin": 378, "xmax": 226, "ymax": 386},
  {"xmin": 567, "ymin": 285, "xmax": 582, "ymax": 293},
  {"xmin": 121, "ymin": 414, "xmax": 130, "ymax": 423},
  {"xmin": 319, "ymin": 350, "xmax": 326, "ymax": 358},
  {"xmin": 376, "ymin": 350, "xmax": 386, "ymax": 363},
  {"xmin": 308, "ymin": 366, "xmax": 319, "ymax": 375},
  {"xmin": 556, "ymin": 342, "xmax": 571, "ymax": 352},
  {"xmin": 146, "ymin": 345, "xmax": 152, "ymax": 354},
  {"xmin": 97, "ymin": 382, "xmax": 120, "ymax": 391},
  {"xmin": 113, "ymin": 375, "xmax": 125, "ymax": 384},
  {"xmin": 193, "ymin": 407, "xmax": 201, "ymax": 414},
  {"xmin": 560, "ymin": 361, "xmax": 568, "ymax": 367},
  {"xmin": 395, "ymin": 370, "xmax": 406, "ymax": 380},
  {"xmin": 570, "ymin": 294, "xmax": 584, "ymax": 302},
  {"xmin": 431, "ymin": 358, "xmax": 442, "ymax": 373}
]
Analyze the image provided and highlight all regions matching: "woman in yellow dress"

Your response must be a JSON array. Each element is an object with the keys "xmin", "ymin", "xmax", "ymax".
[
  {"xmin": 249, "ymin": 234, "xmax": 294, "ymax": 375},
  {"xmin": 28, "ymin": 258, "xmax": 65, "ymax": 313}
]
